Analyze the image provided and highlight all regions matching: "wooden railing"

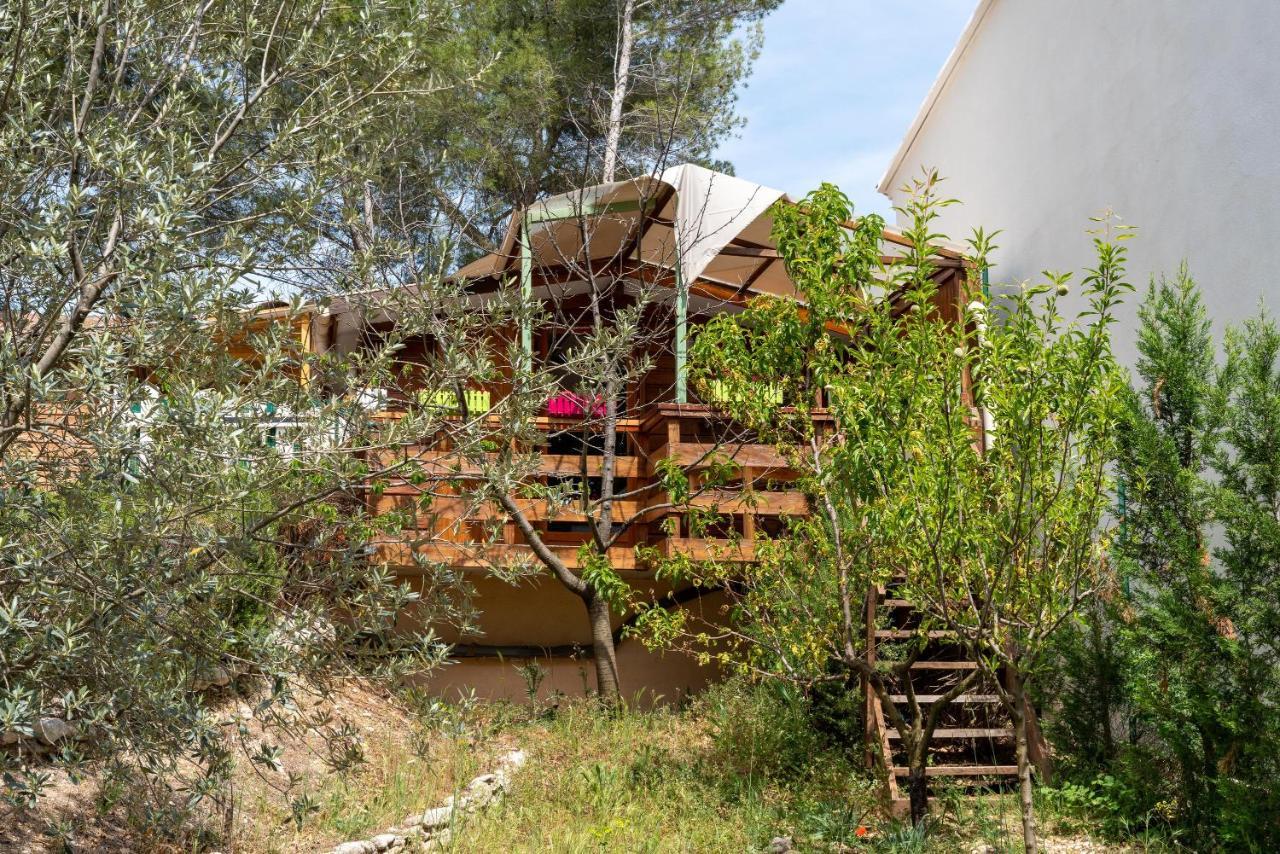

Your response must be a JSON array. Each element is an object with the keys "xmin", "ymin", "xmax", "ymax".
[{"xmin": 367, "ymin": 402, "xmax": 809, "ymax": 576}]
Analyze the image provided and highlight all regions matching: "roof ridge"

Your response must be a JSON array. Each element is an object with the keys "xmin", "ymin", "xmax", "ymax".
[{"xmin": 876, "ymin": 0, "xmax": 997, "ymax": 196}]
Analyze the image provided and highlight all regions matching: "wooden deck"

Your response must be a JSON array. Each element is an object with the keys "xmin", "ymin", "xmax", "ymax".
[{"xmin": 367, "ymin": 403, "xmax": 807, "ymax": 575}]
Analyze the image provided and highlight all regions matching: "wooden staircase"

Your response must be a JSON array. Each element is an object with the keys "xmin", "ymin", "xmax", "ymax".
[{"xmin": 864, "ymin": 579, "xmax": 1022, "ymax": 814}]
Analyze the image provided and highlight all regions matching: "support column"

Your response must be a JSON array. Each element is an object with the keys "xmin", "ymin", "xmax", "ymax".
[
  {"xmin": 520, "ymin": 216, "xmax": 533, "ymax": 373},
  {"xmin": 674, "ymin": 258, "xmax": 688, "ymax": 404}
]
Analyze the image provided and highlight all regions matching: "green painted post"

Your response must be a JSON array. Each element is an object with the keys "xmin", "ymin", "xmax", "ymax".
[
  {"xmin": 674, "ymin": 245, "xmax": 688, "ymax": 404},
  {"xmin": 520, "ymin": 215, "xmax": 532, "ymax": 372}
]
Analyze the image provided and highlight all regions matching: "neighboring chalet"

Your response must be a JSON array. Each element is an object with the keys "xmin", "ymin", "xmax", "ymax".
[{"xmin": 879, "ymin": 0, "xmax": 1280, "ymax": 365}]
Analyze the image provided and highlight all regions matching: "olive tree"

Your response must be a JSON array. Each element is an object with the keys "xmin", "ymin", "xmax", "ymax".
[{"xmin": 0, "ymin": 0, "xmax": 482, "ymax": 811}]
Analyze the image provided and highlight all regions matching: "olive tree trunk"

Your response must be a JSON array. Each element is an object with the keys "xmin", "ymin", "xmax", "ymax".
[{"xmin": 587, "ymin": 593, "xmax": 622, "ymax": 702}]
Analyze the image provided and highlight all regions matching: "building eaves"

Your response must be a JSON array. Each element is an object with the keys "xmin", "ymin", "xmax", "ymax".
[{"xmin": 876, "ymin": 0, "xmax": 997, "ymax": 196}]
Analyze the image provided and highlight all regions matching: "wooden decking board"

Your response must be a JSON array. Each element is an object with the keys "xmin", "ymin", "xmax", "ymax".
[
  {"xmin": 888, "ymin": 694, "xmax": 1000, "ymax": 704},
  {"xmin": 886, "ymin": 728, "xmax": 1013, "ymax": 740},
  {"xmin": 910, "ymin": 660, "xmax": 978, "ymax": 670},
  {"xmin": 374, "ymin": 540, "xmax": 643, "ymax": 571},
  {"xmin": 891, "ymin": 765, "xmax": 1018, "ymax": 777},
  {"xmin": 385, "ymin": 496, "xmax": 644, "ymax": 523},
  {"xmin": 656, "ymin": 537, "xmax": 756, "ymax": 562},
  {"xmin": 371, "ymin": 450, "xmax": 644, "ymax": 479},
  {"xmin": 651, "ymin": 441, "xmax": 789, "ymax": 472}
]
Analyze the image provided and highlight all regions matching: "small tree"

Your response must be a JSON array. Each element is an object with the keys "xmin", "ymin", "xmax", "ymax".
[
  {"xmin": 1113, "ymin": 271, "xmax": 1250, "ymax": 833},
  {"xmin": 1043, "ymin": 272, "xmax": 1280, "ymax": 848},
  {"xmin": 1207, "ymin": 309, "xmax": 1280, "ymax": 844},
  {"xmin": 640, "ymin": 178, "xmax": 992, "ymax": 824},
  {"xmin": 898, "ymin": 223, "xmax": 1130, "ymax": 852},
  {"xmin": 642, "ymin": 180, "xmax": 1128, "ymax": 843},
  {"xmin": 379, "ymin": 193, "xmax": 760, "ymax": 705}
]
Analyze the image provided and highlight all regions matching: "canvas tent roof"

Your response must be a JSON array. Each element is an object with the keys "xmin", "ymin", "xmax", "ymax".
[{"xmin": 454, "ymin": 163, "xmax": 961, "ymax": 301}]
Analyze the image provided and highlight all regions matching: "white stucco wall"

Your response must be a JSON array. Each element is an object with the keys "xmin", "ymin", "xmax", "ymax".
[{"xmin": 881, "ymin": 0, "xmax": 1280, "ymax": 366}]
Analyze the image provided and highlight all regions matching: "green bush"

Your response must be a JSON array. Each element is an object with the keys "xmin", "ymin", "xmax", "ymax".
[
  {"xmin": 697, "ymin": 677, "xmax": 824, "ymax": 783},
  {"xmin": 804, "ymin": 665, "xmax": 865, "ymax": 756}
]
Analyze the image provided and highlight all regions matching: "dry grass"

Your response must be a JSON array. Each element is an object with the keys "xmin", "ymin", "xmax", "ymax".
[
  {"xmin": 0, "ymin": 681, "xmax": 494, "ymax": 853},
  {"xmin": 3, "ymin": 679, "xmax": 1175, "ymax": 853}
]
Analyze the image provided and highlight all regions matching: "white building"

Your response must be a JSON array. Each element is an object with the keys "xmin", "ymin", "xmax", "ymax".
[{"xmin": 878, "ymin": 0, "xmax": 1280, "ymax": 365}]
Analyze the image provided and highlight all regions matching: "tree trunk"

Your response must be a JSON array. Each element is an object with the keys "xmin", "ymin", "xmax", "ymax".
[
  {"xmin": 587, "ymin": 594, "xmax": 621, "ymax": 703},
  {"xmin": 906, "ymin": 741, "xmax": 929, "ymax": 826},
  {"xmin": 1010, "ymin": 674, "xmax": 1038, "ymax": 854},
  {"xmin": 601, "ymin": 0, "xmax": 635, "ymax": 184}
]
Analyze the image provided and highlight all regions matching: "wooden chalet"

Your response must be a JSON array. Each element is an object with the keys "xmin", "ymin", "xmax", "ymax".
[{"xmin": 293, "ymin": 165, "xmax": 1027, "ymax": 807}]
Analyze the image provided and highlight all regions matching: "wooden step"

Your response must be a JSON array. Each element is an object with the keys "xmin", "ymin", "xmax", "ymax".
[
  {"xmin": 886, "ymin": 728, "xmax": 1013, "ymax": 740},
  {"xmin": 874, "ymin": 629, "xmax": 955, "ymax": 640},
  {"xmin": 891, "ymin": 765, "xmax": 1018, "ymax": 777},
  {"xmin": 910, "ymin": 660, "xmax": 978, "ymax": 670},
  {"xmin": 888, "ymin": 694, "xmax": 1000, "ymax": 704},
  {"xmin": 880, "ymin": 598, "xmax": 914, "ymax": 609}
]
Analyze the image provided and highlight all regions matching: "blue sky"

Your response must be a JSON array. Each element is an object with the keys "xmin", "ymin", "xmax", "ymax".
[{"xmin": 716, "ymin": 0, "xmax": 977, "ymax": 217}]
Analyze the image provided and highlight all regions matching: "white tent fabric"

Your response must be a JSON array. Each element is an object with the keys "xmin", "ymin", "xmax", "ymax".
[
  {"xmin": 451, "ymin": 164, "xmax": 789, "ymax": 290},
  {"xmin": 657, "ymin": 164, "xmax": 785, "ymax": 287}
]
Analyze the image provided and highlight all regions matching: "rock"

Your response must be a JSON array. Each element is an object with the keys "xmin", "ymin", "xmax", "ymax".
[
  {"xmin": 413, "ymin": 805, "xmax": 453, "ymax": 829},
  {"xmin": 422, "ymin": 829, "xmax": 452, "ymax": 851},
  {"xmin": 768, "ymin": 836, "xmax": 794, "ymax": 853},
  {"xmin": 370, "ymin": 833, "xmax": 400, "ymax": 851},
  {"xmin": 1, "ymin": 730, "xmax": 20, "ymax": 746},
  {"xmin": 193, "ymin": 665, "xmax": 232, "ymax": 691},
  {"xmin": 34, "ymin": 717, "xmax": 74, "ymax": 744},
  {"xmin": 333, "ymin": 842, "xmax": 375, "ymax": 854},
  {"xmin": 346, "ymin": 748, "xmax": 522, "ymax": 854},
  {"xmin": 465, "ymin": 775, "xmax": 496, "ymax": 794}
]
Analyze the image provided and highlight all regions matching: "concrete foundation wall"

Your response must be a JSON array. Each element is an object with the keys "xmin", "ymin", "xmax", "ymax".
[{"xmin": 402, "ymin": 574, "xmax": 729, "ymax": 706}]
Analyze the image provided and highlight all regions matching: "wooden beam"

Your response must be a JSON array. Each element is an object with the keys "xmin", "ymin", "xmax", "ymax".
[
  {"xmin": 717, "ymin": 245, "xmax": 780, "ymax": 258},
  {"xmin": 891, "ymin": 765, "xmax": 1018, "ymax": 777},
  {"xmin": 370, "ymin": 449, "xmax": 643, "ymax": 479},
  {"xmin": 888, "ymin": 694, "xmax": 1000, "ymax": 703},
  {"xmin": 887, "ymin": 728, "xmax": 1013, "ymax": 740}
]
